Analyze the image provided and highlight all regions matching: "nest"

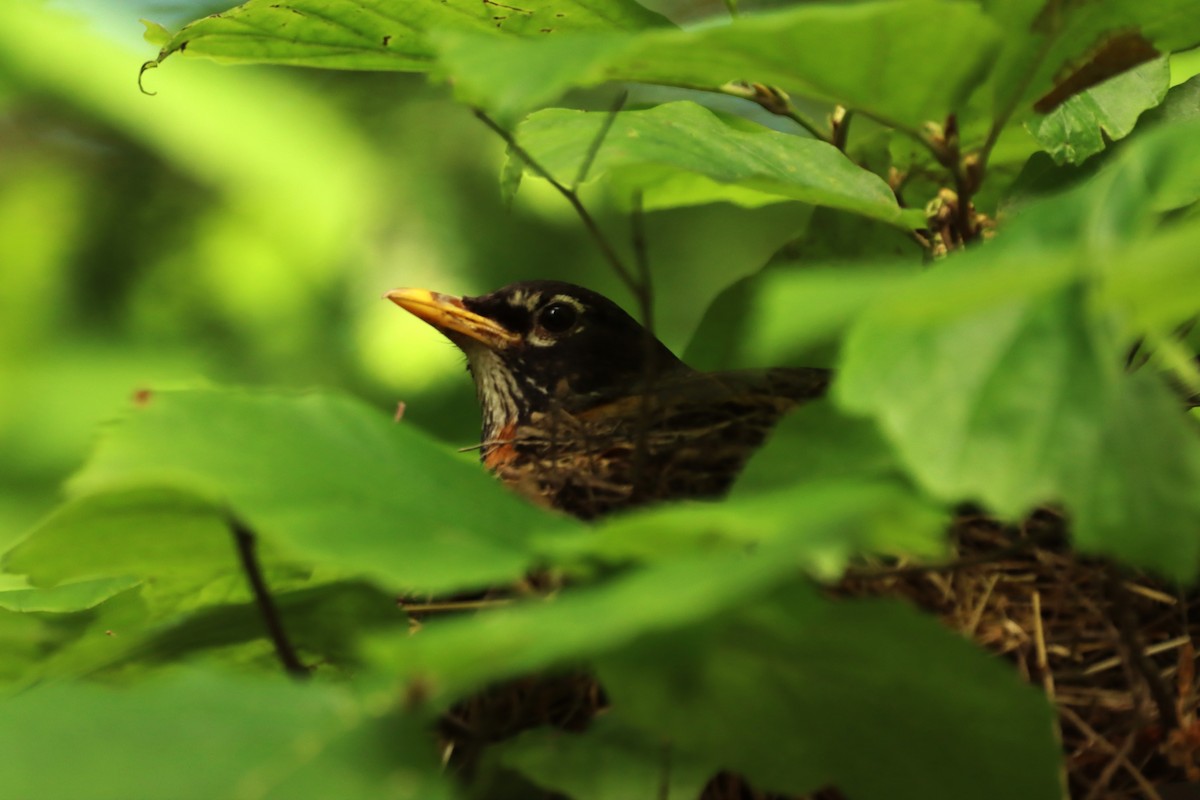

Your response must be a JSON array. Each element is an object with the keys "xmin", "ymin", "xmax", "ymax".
[{"xmin": 404, "ymin": 512, "xmax": 1200, "ymax": 799}]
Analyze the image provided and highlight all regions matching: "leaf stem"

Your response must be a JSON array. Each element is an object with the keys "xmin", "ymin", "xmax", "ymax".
[{"xmin": 228, "ymin": 514, "xmax": 310, "ymax": 680}]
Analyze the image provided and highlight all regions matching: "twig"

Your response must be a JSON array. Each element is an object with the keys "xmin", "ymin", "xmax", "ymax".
[
  {"xmin": 1105, "ymin": 565, "xmax": 1180, "ymax": 731},
  {"xmin": 1082, "ymin": 728, "xmax": 1139, "ymax": 800},
  {"xmin": 473, "ymin": 108, "xmax": 640, "ymax": 296},
  {"xmin": 228, "ymin": 514, "xmax": 309, "ymax": 679},
  {"xmin": 1059, "ymin": 705, "xmax": 1163, "ymax": 800}
]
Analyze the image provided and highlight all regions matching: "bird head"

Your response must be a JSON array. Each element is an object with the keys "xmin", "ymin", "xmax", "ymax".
[{"xmin": 386, "ymin": 281, "xmax": 689, "ymax": 439}]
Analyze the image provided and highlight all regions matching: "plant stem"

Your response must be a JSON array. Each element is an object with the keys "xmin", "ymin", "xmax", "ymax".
[{"xmin": 228, "ymin": 515, "xmax": 309, "ymax": 680}]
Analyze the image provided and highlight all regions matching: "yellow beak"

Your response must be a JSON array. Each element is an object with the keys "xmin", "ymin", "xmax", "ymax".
[{"xmin": 385, "ymin": 288, "xmax": 521, "ymax": 349}]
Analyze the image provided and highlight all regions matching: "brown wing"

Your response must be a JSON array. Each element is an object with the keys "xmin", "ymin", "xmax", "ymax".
[{"xmin": 491, "ymin": 367, "xmax": 832, "ymax": 519}]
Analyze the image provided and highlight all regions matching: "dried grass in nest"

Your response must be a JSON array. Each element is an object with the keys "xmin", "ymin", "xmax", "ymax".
[{"xmin": 404, "ymin": 513, "xmax": 1200, "ymax": 799}]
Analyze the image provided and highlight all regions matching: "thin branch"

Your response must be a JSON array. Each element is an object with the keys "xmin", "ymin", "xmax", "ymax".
[
  {"xmin": 228, "ymin": 514, "xmax": 309, "ymax": 680},
  {"xmin": 717, "ymin": 81, "xmax": 831, "ymax": 142},
  {"xmin": 473, "ymin": 108, "xmax": 640, "ymax": 296},
  {"xmin": 629, "ymin": 190, "xmax": 656, "ymax": 495}
]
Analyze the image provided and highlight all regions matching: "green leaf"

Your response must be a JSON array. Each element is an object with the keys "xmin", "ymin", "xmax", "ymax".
[
  {"xmin": 985, "ymin": 0, "xmax": 1200, "ymax": 131},
  {"xmin": 535, "ymin": 478, "xmax": 944, "ymax": 573},
  {"xmin": 5, "ymin": 488, "xmax": 232, "ymax": 589},
  {"xmin": 150, "ymin": 0, "xmax": 670, "ymax": 71},
  {"xmin": 597, "ymin": 583, "xmax": 1061, "ymax": 800},
  {"xmin": 732, "ymin": 400, "xmax": 905, "ymax": 495},
  {"xmin": 839, "ymin": 280, "xmax": 1200, "ymax": 579},
  {"xmin": 1029, "ymin": 57, "xmax": 1170, "ymax": 165},
  {"xmin": 139, "ymin": 18, "xmax": 171, "ymax": 47},
  {"xmin": 684, "ymin": 260, "xmax": 922, "ymax": 371},
  {"xmin": 0, "ymin": 671, "xmax": 447, "ymax": 800},
  {"xmin": 1066, "ymin": 370, "xmax": 1200, "ymax": 570},
  {"xmin": 496, "ymin": 717, "xmax": 712, "ymax": 800},
  {"xmin": 441, "ymin": 1, "xmax": 1001, "ymax": 130},
  {"xmin": 64, "ymin": 390, "xmax": 570, "ymax": 594},
  {"xmin": 376, "ymin": 547, "xmax": 814, "ymax": 704},
  {"xmin": 0, "ymin": 576, "xmax": 140, "ymax": 613},
  {"xmin": 372, "ymin": 481, "xmax": 942, "ymax": 700},
  {"xmin": 515, "ymin": 102, "xmax": 913, "ymax": 226}
]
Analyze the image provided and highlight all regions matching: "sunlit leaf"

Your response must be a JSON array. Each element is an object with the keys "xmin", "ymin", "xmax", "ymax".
[
  {"xmin": 150, "ymin": 0, "xmax": 670, "ymax": 71},
  {"xmin": 65, "ymin": 390, "xmax": 571, "ymax": 594}
]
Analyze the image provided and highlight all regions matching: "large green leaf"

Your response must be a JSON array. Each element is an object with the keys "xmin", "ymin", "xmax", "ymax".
[
  {"xmin": 838, "ymin": 278, "xmax": 1200, "ymax": 578},
  {"xmin": 440, "ymin": 1, "xmax": 1001, "ymax": 130},
  {"xmin": 1028, "ymin": 56, "xmax": 1170, "ymax": 165},
  {"xmin": 61, "ymin": 390, "xmax": 570, "ymax": 594},
  {"xmin": 597, "ymin": 583, "xmax": 1061, "ymax": 800},
  {"xmin": 148, "ymin": 0, "xmax": 670, "ymax": 70},
  {"xmin": 513, "ymin": 102, "xmax": 919, "ymax": 226},
  {"xmin": 0, "ymin": 671, "xmax": 447, "ymax": 800},
  {"xmin": 5, "ymin": 488, "xmax": 232, "ymax": 589}
]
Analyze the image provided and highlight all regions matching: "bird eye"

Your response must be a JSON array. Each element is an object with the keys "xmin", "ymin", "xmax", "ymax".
[{"xmin": 537, "ymin": 302, "xmax": 579, "ymax": 334}]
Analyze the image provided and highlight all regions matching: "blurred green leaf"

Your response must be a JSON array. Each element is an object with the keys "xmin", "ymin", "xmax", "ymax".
[
  {"xmin": 1029, "ymin": 57, "xmax": 1170, "ymax": 165},
  {"xmin": 5, "ymin": 488, "xmax": 231, "ymax": 588},
  {"xmin": 732, "ymin": 400, "xmax": 904, "ymax": 494},
  {"xmin": 65, "ymin": 390, "xmax": 571, "ymax": 593},
  {"xmin": 0, "ymin": 671, "xmax": 447, "ymax": 800},
  {"xmin": 0, "ymin": 576, "xmax": 140, "ymax": 613},
  {"xmin": 150, "ymin": 0, "xmax": 669, "ymax": 70},
  {"xmin": 496, "ymin": 717, "xmax": 712, "ymax": 800},
  {"xmin": 514, "ymin": 102, "xmax": 916, "ymax": 226},
  {"xmin": 376, "ymin": 546, "xmax": 807, "ymax": 705},
  {"xmin": 535, "ymin": 478, "xmax": 944, "ymax": 573},
  {"xmin": 597, "ymin": 583, "xmax": 1061, "ymax": 800},
  {"xmin": 373, "ymin": 482, "xmax": 942, "ymax": 702}
]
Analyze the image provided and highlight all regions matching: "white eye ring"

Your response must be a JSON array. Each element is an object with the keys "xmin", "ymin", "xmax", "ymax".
[{"xmin": 527, "ymin": 295, "xmax": 585, "ymax": 346}]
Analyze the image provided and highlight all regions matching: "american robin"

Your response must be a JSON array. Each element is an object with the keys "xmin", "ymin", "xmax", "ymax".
[{"xmin": 387, "ymin": 281, "xmax": 831, "ymax": 519}]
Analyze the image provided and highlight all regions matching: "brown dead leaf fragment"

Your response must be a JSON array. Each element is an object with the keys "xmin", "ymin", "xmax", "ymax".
[{"xmin": 1035, "ymin": 31, "xmax": 1160, "ymax": 113}]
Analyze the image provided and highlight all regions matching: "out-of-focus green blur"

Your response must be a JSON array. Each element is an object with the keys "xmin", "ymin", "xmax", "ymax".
[{"xmin": 0, "ymin": 2, "xmax": 797, "ymax": 550}]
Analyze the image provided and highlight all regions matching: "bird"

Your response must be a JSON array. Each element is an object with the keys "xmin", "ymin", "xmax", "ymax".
[{"xmin": 387, "ymin": 280, "xmax": 831, "ymax": 519}]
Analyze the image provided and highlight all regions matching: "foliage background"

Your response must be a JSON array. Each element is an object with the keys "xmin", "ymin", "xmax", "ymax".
[{"xmin": 2, "ymin": 0, "xmax": 1200, "ymax": 798}]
